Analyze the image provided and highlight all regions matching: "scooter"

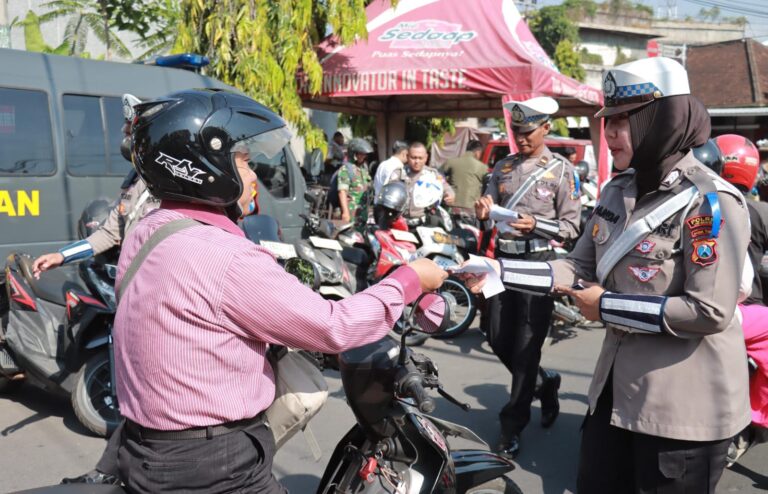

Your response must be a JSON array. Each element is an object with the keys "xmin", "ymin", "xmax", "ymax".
[
  {"xmin": 0, "ymin": 254, "xmax": 120, "ymax": 437},
  {"xmin": 318, "ymin": 292, "xmax": 523, "ymax": 494},
  {"xmin": 296, "ymin": 213, "xmax": 356, "ymax": 300}
]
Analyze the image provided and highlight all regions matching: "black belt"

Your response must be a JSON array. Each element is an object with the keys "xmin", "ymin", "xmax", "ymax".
[{"xmin": 125, "ymin": 413, "xmax": 264, "ymax": 441}]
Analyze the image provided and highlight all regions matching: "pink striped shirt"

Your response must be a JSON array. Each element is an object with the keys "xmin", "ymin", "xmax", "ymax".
[{"xmin": 114, "ymin": 202, "xmax": 422, "ymax": 430}]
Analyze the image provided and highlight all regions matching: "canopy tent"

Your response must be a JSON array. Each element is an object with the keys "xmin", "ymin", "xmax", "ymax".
[{"xmin": 299, "ymin": 0, "xmax": 610, "ymax": 184}]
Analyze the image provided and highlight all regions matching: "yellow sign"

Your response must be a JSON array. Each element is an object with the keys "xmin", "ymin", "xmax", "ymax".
[{"xmin": 0, "ymin": 190, "xmax": 40, "ymax": 216}]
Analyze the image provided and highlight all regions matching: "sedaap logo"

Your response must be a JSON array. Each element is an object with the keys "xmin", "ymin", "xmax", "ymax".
[{"xmin": 378, "ymin": 20, "xmax": 476, "ymax": 49}]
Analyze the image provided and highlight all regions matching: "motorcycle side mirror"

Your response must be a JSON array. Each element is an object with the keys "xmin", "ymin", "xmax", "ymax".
[
  {"xmin": 406, "ymin": 292, "xmax": 451, "ymax": 336},
  {"xmin": 309, "ymin": 148, "xmax": 324, "ymax": 177},
  {"xmin": 284, "ymin": 257, "xmax": 320, "ymax": 291}
]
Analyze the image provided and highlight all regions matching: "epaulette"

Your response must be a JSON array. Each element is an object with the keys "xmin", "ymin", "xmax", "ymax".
[
  {"xmin": 493, "ymin": 153, "xmax": 521, "ymax": 173},
  {"xmin": 550, "ymin": 152, "xmax": 573, "ymax": 167}
]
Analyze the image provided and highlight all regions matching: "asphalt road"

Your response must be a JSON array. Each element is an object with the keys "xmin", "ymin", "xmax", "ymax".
[{"xmin": 1, "ymin": 324, "xmax": 766, "ymax": 493}]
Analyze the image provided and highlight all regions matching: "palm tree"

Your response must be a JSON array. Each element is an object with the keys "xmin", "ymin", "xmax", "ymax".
[{"xmin": 39, "ymin": 0, "xmax": 131, "ymax": 59}]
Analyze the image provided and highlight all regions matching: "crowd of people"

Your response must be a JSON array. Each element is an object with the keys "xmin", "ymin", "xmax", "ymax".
[{"xmin": 28, "ymin": 56, "xmax": 768, "ymax": 493}]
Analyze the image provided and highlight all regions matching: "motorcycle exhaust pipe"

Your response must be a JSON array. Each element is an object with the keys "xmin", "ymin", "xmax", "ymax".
[{"xmin": 553, "ymin": 300, "xmax": 584, "ymax": 325}]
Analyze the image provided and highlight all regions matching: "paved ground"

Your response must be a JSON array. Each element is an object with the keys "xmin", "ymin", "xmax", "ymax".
[{"xmin": 1, "ymin": 324, "xmax": 766, "ymax": 493}]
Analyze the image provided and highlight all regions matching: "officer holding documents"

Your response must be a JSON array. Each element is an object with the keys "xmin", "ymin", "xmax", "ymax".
[
  {"xmin": 468, "ymin": 57, "xmax": 751, "ymax": 492},
  {"xmin": 474, "ymin": 96, "xmax": 581, "ymax": 459}
]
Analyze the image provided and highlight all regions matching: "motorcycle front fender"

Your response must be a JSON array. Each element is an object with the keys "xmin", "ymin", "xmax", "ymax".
[{"xmin": 452, "ymin": 449, "xmax": 515, "ymax": 493}]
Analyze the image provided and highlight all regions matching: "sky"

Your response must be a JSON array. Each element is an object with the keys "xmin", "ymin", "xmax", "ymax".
[{"xmin": 535, "ymin": 0, "xmax": 768, "ymax": 40}]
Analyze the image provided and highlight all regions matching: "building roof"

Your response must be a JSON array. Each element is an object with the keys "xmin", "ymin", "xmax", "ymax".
[
  {"xmin": 577, "ymin": 21, "xmax": 660, "ymax": 39},
  {"xmin": 687, "ymin": 38, "xmax": 768, "ymax": 108}
]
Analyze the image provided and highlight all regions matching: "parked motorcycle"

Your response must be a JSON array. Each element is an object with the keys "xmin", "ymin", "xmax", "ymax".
[
  {"xmin": 297, "ymin": 213, "xmax": 357, "ymax": 300},
  {"xmin": 318, "ymin": 292, "xmax": 522, "ymax": 494},
  {"xmin": 0, "ymin": 254, "xmax": 120, "ymax": 436}
]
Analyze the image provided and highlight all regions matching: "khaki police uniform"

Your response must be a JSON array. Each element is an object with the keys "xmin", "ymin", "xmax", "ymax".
[
  {"xmin": 485, "ymin": 145, "xmax": 581, "ymax": 440},
  {"xmin": 549, "ymin": 154, "xmax": 751, "ymax": 441},
  {"xmin": 391, "ymin": 166, "xmax": 455, "ymax": 221},
  {"xmin": 88, "ymin": 173, "xmax": 159, "ymax": 256}
]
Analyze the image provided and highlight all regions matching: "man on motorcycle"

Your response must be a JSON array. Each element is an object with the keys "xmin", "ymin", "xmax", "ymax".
[
  {"xmin": 474, "ymin": 96, "xmax": 581, "ymax": 459},
  {"xmin": 391, "ymin": 141, "xmax": 455, "ymax": 222},
  {"xmin": 96, "ymin": 89, "xmax": 447, "ymax": 493},
  {"xmin": 714, "ymin": 134, "xmax": 768, "ymax": 465}
]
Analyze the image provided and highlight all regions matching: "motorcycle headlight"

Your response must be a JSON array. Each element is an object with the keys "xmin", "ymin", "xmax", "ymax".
[{"xmin": 315, "ymin": 262, "xmax": 341, "ymax": 284}]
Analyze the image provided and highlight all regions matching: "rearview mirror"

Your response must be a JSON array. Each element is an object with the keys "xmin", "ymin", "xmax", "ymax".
[
  {"xmin": 309, "ymin": 148, "xmax": 324, "ymax": 177},
  {"xmin": 408, "ymin": 292, "xmax": 451, "ymax": 335},
  {"xmin": 284, "ymin": 257, "xmax": 320, "ymax": 291}
]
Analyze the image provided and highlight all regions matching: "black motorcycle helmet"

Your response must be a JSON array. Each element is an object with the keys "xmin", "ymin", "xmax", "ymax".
[
  {"xmin": 78, "ymin": 198, "xmax": 114, "ymax": 239},
  {"xmin": 373, "ymin": 181, "xmax": 408, "ymax": 228},
  {"xmin": 692, "ymin": 138, "xmax": 724, "ymax": 175},
  {"xmin": 131, "ymin": 89, "xmax": 290, "ymax": 220},
  {"xmin": 575, "ymin": 160, "xmax": 590, "ymax": 182}
]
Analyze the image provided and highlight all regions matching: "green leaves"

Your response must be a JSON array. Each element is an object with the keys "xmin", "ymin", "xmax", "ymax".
[{"xmin": 175, "ymin": 0, "xmax": 371, "ymax": 152}]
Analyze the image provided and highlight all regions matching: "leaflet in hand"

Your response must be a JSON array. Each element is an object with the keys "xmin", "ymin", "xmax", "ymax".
[
  {"xmin": 448, "ymin": 254, "xmax": 504, "ymax": 298},
  {"xmin": 489, "ymin": 205, "xmax": 520, "ymax": 234}
]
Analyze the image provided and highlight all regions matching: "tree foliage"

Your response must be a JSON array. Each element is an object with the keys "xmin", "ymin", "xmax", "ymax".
[
  {"xmin": 527, "ymin": 5, "xmax": 585, "ymax": 82},
  {"xmin": 405, "ymin": 117, "xmax": 455, "ymax": 148},
  {"xmin": 103, "ymin": 0, "xmax": 179, "ymax": 58},
  {"xmin": 175, "ymin": 0, "xmax": 373, "ymax": 153},
  {"xmin": 22, "ymin": 11, "xmax": 71, "ymax": 55},
  {"xmin": 39, "ymin": 0, "xmax": 132, "ymax": 59}
]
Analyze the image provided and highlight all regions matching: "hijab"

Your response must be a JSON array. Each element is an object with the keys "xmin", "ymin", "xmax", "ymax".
[{"xmin": 628, "ymin": 95, "xmax": 711, "ymax": 198}]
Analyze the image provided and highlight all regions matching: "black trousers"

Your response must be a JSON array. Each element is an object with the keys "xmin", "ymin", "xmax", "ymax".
[
  {"xmin": 578, "ymin": 374, "xmax": 730, "ymax": 494},
  {"xmin": 487, "ymin": 249, "xmax": 556, "ymax": 438},
  {"xmin": 100, "ymin": 419, "xmax": 286, "ymax": 493}
]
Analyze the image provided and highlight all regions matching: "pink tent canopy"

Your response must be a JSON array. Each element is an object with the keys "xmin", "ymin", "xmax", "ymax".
[{"xmin": 299, "ymin": 0, "xmax": 610, "ymax": 184}]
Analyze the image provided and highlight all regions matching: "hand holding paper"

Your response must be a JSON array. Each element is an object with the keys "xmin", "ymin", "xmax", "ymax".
[
  {"xmin": 448, "ymin": 254, "xmax": 504, "ymax": 297},
  {"xmin": 489, "ymin": 205, "xmax": 520, "ymax": 234}
]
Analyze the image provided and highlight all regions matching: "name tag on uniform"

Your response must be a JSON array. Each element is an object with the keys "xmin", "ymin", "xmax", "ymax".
[
  {"xmin": 260, "ymin": 241, "xmax": 297, "ymax": 259},
  {"xmin": 309, "ymin": 236, "xmax": 343, "ymax": 251}
]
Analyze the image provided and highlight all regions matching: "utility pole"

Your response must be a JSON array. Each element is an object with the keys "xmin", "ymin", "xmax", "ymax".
[{"xmin": 0, "ymin": 0, "xmax": 11, "ymax": 49}]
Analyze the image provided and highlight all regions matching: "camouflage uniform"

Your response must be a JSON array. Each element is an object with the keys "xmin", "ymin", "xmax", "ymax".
[{"xmin": 337, "ymin": 163, "xmax": 371, "ymax": 221}]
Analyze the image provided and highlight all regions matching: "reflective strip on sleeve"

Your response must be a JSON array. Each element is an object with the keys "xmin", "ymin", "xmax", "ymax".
[
  {"xmin": 533, "ymin": 217, "xmax": 560, "ymax": 239},
  {"xmin": 59, "ymin": 240, "xmax": 94, "ymax": 264},
  {"xmin": 499, "ymin": 259, "xmax": 552, "ymax": 295},
  {"xmin": 599, "ymin": 292, "xmax": 667, "ymax": 334}
]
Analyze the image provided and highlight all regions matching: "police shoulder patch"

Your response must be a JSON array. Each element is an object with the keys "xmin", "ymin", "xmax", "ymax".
[
  {"xmin": 691, "ymin": 238, "xmax": 717, "ymax": 266},
  {"xmin": 635, "ymin": 239, "xmax": 656, "ymax": 254}
]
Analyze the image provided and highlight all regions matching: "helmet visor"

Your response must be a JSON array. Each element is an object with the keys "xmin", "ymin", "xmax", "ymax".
[{"xmin": 230, "ymin": 126, "xmax": 292, "ymax": 161}]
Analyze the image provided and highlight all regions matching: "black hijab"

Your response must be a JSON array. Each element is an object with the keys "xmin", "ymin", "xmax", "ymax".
[{"xmin": 628, "ymin": 94, "xmax": 711, "ymax": 198}]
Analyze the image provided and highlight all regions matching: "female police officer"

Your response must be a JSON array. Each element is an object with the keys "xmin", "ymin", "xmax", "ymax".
[{"xmin": 463, "ymin": 57, "xmax": 752, "ymax": 492}]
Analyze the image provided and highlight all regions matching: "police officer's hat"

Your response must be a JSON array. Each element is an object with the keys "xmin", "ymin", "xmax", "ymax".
[
  {"xmin": 503, "ymin": 97, "xmax": 558, "ymax": 133},
  {"xmin": 595, "ymin": 57, "xmax": 690, "ymax": 118}
]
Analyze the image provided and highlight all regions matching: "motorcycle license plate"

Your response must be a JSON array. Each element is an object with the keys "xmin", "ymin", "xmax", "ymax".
[
  {"xmin": 391, "ymin": 229, "xmax": 419, "ymax": 244},
  {"xmin": 309, "ymin": 236, "xmax": 343, "ymax": 251},
  {"xmin": 433, "ymin": 256, "xmax": 458, "ymax": 270},
  {"xmin": 260, "ymin": 241, "xmax": 298, "ymax": 259}
]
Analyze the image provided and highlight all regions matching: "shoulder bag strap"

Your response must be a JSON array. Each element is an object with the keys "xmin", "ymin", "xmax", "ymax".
[
  {"xmin": 502, "ymin": 158, "xmax": 563, "ymax": 210},
  {"xmin": 116, "ymin": 218, "xmax": 201, "ymax": 302},
  {"xmin": 596, "ymin": 186, "xmax": 699, "ymax": 285}
]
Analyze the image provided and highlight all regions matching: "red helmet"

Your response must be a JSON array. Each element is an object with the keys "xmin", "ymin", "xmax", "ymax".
[{"xmin": 715, "ymin": 134, "xmax": 760, "ymax": 191}]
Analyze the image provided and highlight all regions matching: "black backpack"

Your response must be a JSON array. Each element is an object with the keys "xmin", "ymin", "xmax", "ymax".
[{"xmin": 327, "ymin": 163, "xmax": 356, "ymax": 209}]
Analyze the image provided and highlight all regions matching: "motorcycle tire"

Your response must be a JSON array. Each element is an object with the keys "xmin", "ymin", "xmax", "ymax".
[
  {"xmin": 388, "ymin": 318, "xmax": 430, "ymax": 347},
  {"xmin": 433, "ymin": 277, "xmax": 477, "ymax": 340},
  {"xmin": 466, "ymin": 476, "xmax": 524, "ymax": 494},
  {"xmin": 72, "ymin": 351, "xmax": 121, "ymax": 437}
]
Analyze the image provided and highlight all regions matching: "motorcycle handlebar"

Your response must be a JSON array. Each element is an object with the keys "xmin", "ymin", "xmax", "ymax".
[{"xmin": 402, "ymin": 376, "xmax": 435, "ymax": 414}]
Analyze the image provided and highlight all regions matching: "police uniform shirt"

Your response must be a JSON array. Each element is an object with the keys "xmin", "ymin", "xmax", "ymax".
[
  {"xmin": 87, "ymin": 176, "xmax": 160, "ymax": 255},
  {"xmin": 501, "ymin": 153, "xmax": 751, "ymax": 441},
  {"xmin": 486, "ymin": 147, "xmax": 581, "ymax": 242}
]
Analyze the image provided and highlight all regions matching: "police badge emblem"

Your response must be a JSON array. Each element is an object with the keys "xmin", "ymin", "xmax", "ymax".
[
  {"xmin": 635, "ymin": 240, "xmax": 655, "ymax": 254},
  {"xmin": 629, "ymin": 266, "xmax": 660, "ymax": 283},
  {"xmin": 691, "ymin": 238, "xmax": 717, "ymax": 266},
  {"xmin": 510, "ymin": 104, "xmax": 525, "ymax": 125}
]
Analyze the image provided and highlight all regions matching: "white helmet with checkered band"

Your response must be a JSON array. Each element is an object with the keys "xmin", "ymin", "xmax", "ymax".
[{"xmin": 595, "ymin": 57, "xmax": 690, "ymax": 118}]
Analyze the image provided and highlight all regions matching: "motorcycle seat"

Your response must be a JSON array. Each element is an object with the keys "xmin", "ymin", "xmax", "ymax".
[{"xmin": 16, "ymin": 255, "xmax": 88, "ymax": 306}]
